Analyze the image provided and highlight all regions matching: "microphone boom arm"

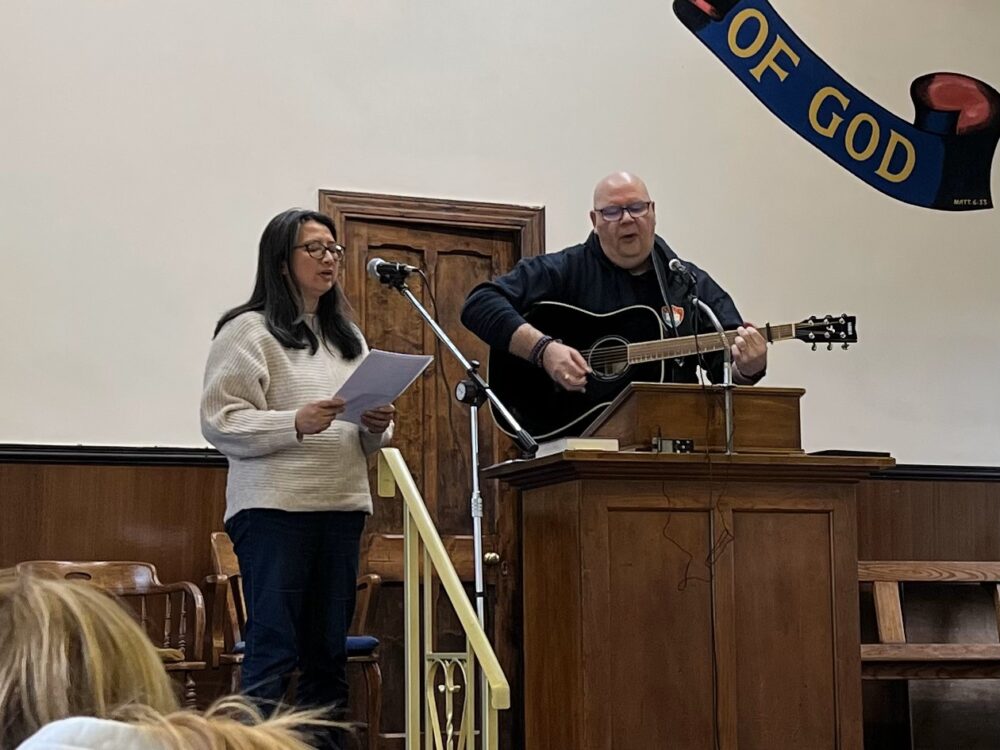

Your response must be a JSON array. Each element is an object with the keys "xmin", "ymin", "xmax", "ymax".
[{"xmin": 375, "ymin": 273, "xmax": 538, "ymax": 457}]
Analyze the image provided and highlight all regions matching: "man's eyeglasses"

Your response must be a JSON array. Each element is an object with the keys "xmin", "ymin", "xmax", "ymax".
[
  {"xmin": 294, "ymin": 242, "xmax": 345, "ymax": 261},
  {"xmin": 594, "ymin": 201, "xmax": 652, "ymax": 222}
]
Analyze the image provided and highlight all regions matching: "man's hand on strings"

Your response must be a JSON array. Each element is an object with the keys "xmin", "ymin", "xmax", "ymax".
[
  {"xmin": 732, "ymin": 325, "xmax": 767, "ymax": 382},
  {"xmin": 542, "ymin": 342, "xmax": 590, "ymax": 392}
]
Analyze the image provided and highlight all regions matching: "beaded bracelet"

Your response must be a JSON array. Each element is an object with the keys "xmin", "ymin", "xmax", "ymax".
[
  {"xmin": 536, "ymin": 337, "xmax": 558, "ymax": 367},
  {"xmin": 529, "ymin": 335, "xmax": 554, "ymax": 367}
]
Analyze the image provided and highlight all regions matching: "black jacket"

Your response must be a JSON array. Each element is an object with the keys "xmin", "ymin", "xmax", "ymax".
[{"xmin": 460, "ymin": 232, "xmax": 745, "ymax": 384}]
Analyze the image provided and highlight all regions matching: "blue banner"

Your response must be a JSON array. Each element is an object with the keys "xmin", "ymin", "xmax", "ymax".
[{"xmin": 674, "ymin": 0, "xmax": 1000, "ymax": 210}]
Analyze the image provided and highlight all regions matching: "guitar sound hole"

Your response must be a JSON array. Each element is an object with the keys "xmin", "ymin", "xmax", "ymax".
[{"xmin": 587, "ymin": 336, "xmax": 630, "ymax": 382}]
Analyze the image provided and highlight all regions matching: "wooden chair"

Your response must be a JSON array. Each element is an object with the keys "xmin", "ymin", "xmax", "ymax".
[
  {"xmin": 15, "ymin": 560, "xmax": 207, "ymax": 706},
  {"xmin": 859, "ymin": 560, "xmax": 1000, "ymax": 680},
  {"xmin": 205, "ymin": 531, "xmax": 383, "ymax": 750}
]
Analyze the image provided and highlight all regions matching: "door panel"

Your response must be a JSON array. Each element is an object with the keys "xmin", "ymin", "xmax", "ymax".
[{"xmin": 346, "ymin": 221, "xmax": 509, "ymax": 542}]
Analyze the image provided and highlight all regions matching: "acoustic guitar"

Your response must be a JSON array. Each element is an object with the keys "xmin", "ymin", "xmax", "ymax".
[{"xmin": 486, "ymin": 302, "xmax": 858, "ymax": 440}]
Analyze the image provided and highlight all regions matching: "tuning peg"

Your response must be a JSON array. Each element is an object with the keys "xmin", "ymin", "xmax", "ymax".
[
  {"xmin": 827, "ymin": 343, "xmax": 833, "ymax": 351},
  {"xmin": 842, "ymin": 343, "xmax": 850, "ymax": 350},
  {"xmin": 811, "ymin": 343, "xmax": 817, "ymax": 351}
]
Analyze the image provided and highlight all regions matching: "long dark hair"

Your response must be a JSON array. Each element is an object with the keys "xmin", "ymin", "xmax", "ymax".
[{"xmin": 214, "ymin": 208, "xmax": 363, "ymax": 359}]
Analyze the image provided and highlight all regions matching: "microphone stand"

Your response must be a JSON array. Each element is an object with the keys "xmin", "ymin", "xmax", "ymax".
[
  {"xmin": 374, "ymin": 266, "xmax": 537, "ymax": 742},
  {"xmin": 690, "ymin": 296, "xmax": 735, "ymax": 455}
]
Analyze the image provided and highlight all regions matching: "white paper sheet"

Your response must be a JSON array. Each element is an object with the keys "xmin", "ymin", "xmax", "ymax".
[{"xmin": 334, "ymin": 349, "xmax": 433, "ymax": 425}]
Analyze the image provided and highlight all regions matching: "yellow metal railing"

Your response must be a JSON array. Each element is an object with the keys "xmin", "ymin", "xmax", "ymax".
[{"xmin": 377, "ymin": 448, "xmax": 510, "ymax": 750}]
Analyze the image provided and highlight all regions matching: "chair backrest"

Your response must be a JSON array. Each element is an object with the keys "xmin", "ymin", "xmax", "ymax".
[
  {"xmin": 15, "ymin": 559, "xmax": 205, "ymax": 662},
  {"xmin": 209, "ymin": 531, "xmax": 247, "ymax": 648},
  {"xmin": 15, "ymin": 560, "xmax": 161, "ymax": 591}
]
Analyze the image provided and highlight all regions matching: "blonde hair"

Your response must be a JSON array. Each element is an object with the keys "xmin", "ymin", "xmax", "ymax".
[
  {"xmin": 118, "ymin": 698, "xmax": 333, "ymax": 750},
  {"xmin": 0, "ymin": 572, "xmax": 339, "ymax": 749}
]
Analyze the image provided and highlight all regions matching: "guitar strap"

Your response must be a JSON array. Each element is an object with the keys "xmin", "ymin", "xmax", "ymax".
[
  {"xmin": 649, "ymin": 239, "xmax": 693, "ymax": 374},
  {"xmin": 650, "ymin": 238, "xmax": 682, "ymax": 334}
]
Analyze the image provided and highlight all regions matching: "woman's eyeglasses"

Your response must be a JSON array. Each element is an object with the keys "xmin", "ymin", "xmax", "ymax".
[{"xmin": 294, "ymin": 242, "xmax": 346, "ymax": 261}]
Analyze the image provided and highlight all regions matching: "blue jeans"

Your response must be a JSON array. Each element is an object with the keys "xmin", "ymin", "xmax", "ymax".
[{"xmin": 225, "ymin": 508, "xmax": 366, "ymax": 713}]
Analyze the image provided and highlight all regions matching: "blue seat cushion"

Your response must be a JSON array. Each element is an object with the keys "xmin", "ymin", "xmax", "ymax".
[
  {"xmin": 346, "ymin": 635, "xmax": 380, "ymax": 657},
  {"xmin": 233, "ymin": 637, "xmax": 377, "ymax": 657}
]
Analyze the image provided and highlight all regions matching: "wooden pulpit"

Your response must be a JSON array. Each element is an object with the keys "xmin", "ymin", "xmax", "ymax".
[{"xmin": 483, "ymin": 383, "xmax": 893, "ymax": 750}]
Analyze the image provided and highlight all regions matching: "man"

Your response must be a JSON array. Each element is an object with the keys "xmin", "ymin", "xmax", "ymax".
[{"xmin": 460, "ymin": 171, "xmax": 767, "ymax": 397}]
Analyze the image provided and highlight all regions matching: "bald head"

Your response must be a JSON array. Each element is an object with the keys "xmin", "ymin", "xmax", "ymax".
[
  {"xmin": 589, "ymin": 171, "xmax": 657, "ymax": 272},
  {"xmin": 592, "ymin": 172, "xmax": 651, "ymax": 207}
]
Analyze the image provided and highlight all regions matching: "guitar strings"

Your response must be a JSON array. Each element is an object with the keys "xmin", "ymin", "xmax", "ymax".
[
  {"xmin": 581, "ymin": 322, "xmax": 810, "ymax": 367},
  {"xmin": 580, "ymin": 337, "xmax": 734, "ymax": 367}
]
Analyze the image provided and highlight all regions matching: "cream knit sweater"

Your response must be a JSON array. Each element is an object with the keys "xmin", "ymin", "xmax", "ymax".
[{"xmin": 201, "ymin": 312, "xmax": 392, "ymax": 521}]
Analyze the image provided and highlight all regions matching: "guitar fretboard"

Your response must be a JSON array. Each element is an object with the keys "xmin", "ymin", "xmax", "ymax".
[{"xmin": 627, "ymin": 324, "xmax": 797, "ymax": 363}]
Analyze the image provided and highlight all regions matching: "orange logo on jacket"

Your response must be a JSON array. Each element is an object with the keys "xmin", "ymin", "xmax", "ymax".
[{"xmin": 661, "ymin": 305, "xmax": 685, "ymax": 328}]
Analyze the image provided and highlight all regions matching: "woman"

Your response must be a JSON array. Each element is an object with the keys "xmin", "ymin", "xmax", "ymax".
[
  {"xmin": 0, "ymin": 572, "xmax": 332, "ymax": 749},
  {"xmin": 200, "ymin": 209, "xmax": 393, "ymax": 734}
]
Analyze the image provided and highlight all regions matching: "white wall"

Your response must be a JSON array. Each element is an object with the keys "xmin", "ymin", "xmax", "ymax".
[{"xmin": 1, "ymin": 0, "xmax": 997, "ymax": 464}]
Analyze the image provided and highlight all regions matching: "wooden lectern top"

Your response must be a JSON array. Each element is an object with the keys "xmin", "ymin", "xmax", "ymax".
[
  {"xmin": 481, "ymin": 449, "xmax": 894, "ymax": 488},
  {"xmin": 483, "ymin": 382, "xmax": 895, "ymax": 487},
  {"xmin": 580, "ymin": 381, "xmax": 805, "ymax": 454}
]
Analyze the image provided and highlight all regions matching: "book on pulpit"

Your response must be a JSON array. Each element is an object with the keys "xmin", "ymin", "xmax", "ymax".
[{"xmin": 535, "ymin": 436, "xmax": 619, "ymax": 459}]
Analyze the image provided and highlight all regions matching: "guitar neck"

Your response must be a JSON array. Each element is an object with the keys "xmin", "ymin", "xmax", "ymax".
[{"xmin": 628, "ymin": 323, "xmax": 797, "ymax": 363}]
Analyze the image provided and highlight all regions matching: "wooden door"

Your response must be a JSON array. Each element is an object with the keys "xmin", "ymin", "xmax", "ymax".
[{"xmin": 322, "ymin": 191, "xmax": 543, "ymax": 747}]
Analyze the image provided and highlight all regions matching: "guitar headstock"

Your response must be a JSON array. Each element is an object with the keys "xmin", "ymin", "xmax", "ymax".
[{"xmin": 795, "ymin": 314, "xmax": 857, "ymax": 350}]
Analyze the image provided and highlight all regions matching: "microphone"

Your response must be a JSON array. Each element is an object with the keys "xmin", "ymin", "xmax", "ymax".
[
  {"xmin": 668, "ymin": 258, "xmax": 691, "ymax": 275},
  {"xmin": 668, "ymin": 257, "xmax": 697, "ymax": 286},
  {"xmin": 367, "ymin": 257, "xmax": 420, "ymax": 282}
]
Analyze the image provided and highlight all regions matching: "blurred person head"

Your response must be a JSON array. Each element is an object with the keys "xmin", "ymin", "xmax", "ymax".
[{"xmin": 0, "ymin": 571, "xmax": 338, "ymax": 749}]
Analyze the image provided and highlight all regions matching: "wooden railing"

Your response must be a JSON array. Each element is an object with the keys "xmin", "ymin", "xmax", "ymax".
[{"xmin": 377, "ymin": 448, "xmax": 510, "ymax": 750}]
